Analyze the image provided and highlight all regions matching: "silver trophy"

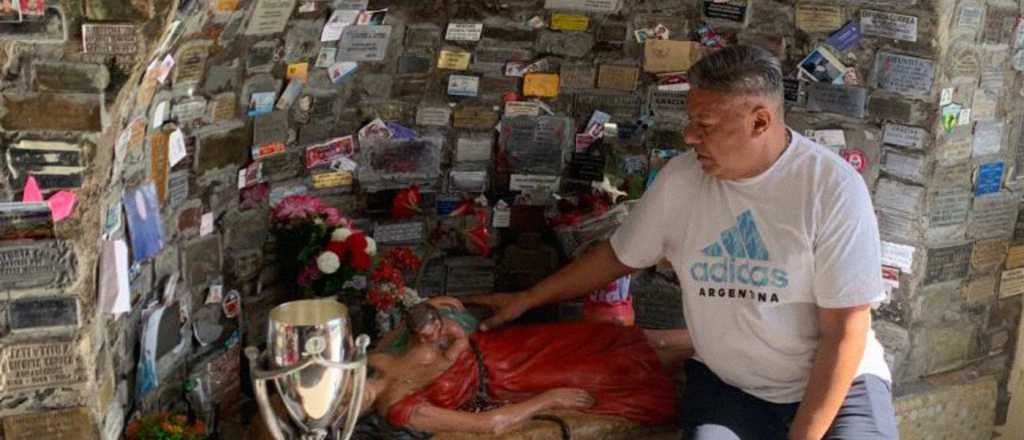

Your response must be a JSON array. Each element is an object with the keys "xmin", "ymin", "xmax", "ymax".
[{"xmin": 246, "ymin": 299, "xmax": 371, "ymax": 440}]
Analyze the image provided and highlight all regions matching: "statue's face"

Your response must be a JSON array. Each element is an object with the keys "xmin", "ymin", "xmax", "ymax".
[{"xmin": 418, "ymin": 318, "xmax": 442, "ymax": 343}]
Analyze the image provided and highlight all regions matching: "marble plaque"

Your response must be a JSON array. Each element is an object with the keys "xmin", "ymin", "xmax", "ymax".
[
  {"xmin": 253, "ymin": 111, "xmax": 290, "ymax": 146},
  {"xmin": 573, "ymin": 91, "xmax": 640, "ymax": 123},
  {"xmin": 873, "ymin": 52, "xmax": 934, "ymax": 99},
  {"xmin": 337, "ymin": 25, "xmax": 391, "ymax": 62},
  {"xmin": 453, "ymin": 106, "xmax": 499, "ymax": 129},
  {"xmin": 877, "ymin": 208, "xmax": 920, "ymax": 243},
  {"xmin": 456, "ymin": 135, "xmax": 494, "ymax": 163},
  {"xmin": 971, "ymin": 238, "xmax": 1008, "ymax": 272},
  {"xmin": 875, "ymin": 178, "xmax": 923, "ymax": 215},
  {"xmin": 2, "ymin": 407, "xmax": 95, "ymax": 440},
  {"xmin": 795, "ymin": 3, "xmax": 843, "ymax": 33},
  {"xmin": 860, "ymin": 9, "xmax": 918, "ymax": 42},
  {"xmin": 0, "ymin": 341, "xmax": 85, "ymax": 391},
  {"xmin": 702, "ymin": 0, "xmax": 750, "ymax": 24},
  {"xmin": 500, "ymin": 116, "xmax": 573, "ymax": 175},
  {"xmin": 173, "ymin": 40, "xmax": 211, "ymax": 88},
  {"xmin": 8, "ymin": 296, "xmax": 79, "ymax": 330},
  {"xmin": 543, "ymin": 0, "xmax": 619, "ymax": 13},
  {"xmin": 882, "ymin": 123, "xmax": 927, "ymax": 149},
  {"xmin": 374, "ymin": 221, "xmax": 425, "ymax": 245},
  {"xmin": 171, "ymin": 97, "xmax": 207, "ymax": 126},
  {"xmin": 445, "ymin": 23, "xmax": 483, "ymax": 41},
  {"xmin": 882, "ymin": 148, "xmax": 925, "ymax": 182},
  {"xmin": 805, "ymin": 83, "xmax": 867, "ymax": 119},
  {"xmin": 82, "ymin": 23, "xmax": 139, "ymax": 54},
  {"xmin": 927, "ymin": 188, "xmax": 971, "ymax": 229},
  {"xmin": 168, "ymin": 170, "xmax": 189, "ymax": 208},
  {"xmin": 648, "ymin": 89, "xmax": 688, "ymax": 129},
  {"xmin": 969, "ymin": 192, "xmax": 1018, "ymax": 239},
  {"xmin": 924, "ymin": 244, "xmax": 972, "ymax": 285},
  {"xmin": 0, "ymin": 240, "xmax": 76, "ymax": 290},
  {"xmin": 244, "ymin": 0, "xmax": 296, "ymax": 35},
  {"xmin": 935, "ymin": 134, "xmax": 971, "ymax": 165},
  {"xmin": 930, "ymin": 162, "xmax": 970, "ymax": 190},
  {"xmin": 597, "ymin": 64, "xmax": 639, "ymax": 92},
  {"xmin": 973, "ymin": 121, "xmax": 1004, "ymax": 157},
  {"xmin": 955, "ymin": 3, "xmax": 984, "ymax": 31},
  {"xmin": 560, "ymin": 64, "xmax": 597, "ymax": 93}
]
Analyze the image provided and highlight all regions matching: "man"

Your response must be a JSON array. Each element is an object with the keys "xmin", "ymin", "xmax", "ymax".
[{"xmin": 469, "ymin": 45, "xmax": 898, "ymax": 440}]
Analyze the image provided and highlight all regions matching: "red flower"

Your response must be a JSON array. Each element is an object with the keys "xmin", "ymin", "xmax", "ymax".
[
  {"xmin": 350, "ymin": 250, "xmax": 372, "ymax": 271},
  {"xmin": 367, "ymin": 286, "xmax": 397, "ymax": 311},
  {"xmin": 466, "ymin": 225, "xmax": 490, "ymax": 256},
  {"xmin": 391, "ymin": 186, "xmax": 422, "ymax": 219},
  {"xmin": 449, "ymin": 199, "xmax": 476, "ymax": 217},
  {"xmin": 326, "ymin": 241, "xmax": 347, "ymax": 259}
]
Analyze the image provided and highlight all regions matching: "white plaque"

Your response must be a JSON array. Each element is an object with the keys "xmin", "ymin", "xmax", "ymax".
[
  {"xmin": 504, "ymin": 101, "xmax": 542, "ymax": 117},
  {"xmin": 510, "ymin": 174, "xmax": 560, "ymax": 191},
  {"xmin": 882, "ymin": 124, "xmax": 927, "ymax": 149},
  {"xmin": 860, "ymin": 10, "xmax": 918, "ymax": 42},
  {"xmin": 543, "ymin": 0, "xmax": 620, "ymax": 13},
  {"xmin": 245, "ymin": 0, "xmax": 297, "ymax": 36},
  {"xmin": 415, "ymin": 106, "xmax": 452, "ymax": 126},
  {"xmin": 1000, "ymin": 267, "xmax": 1024, "ymax": 298},
  {"xmin": 881, "ymin": 241, "xmax": 915, "ymax": 274},
  {"xmin": 875, "ymin": 178, "xmax": 924, "ymax": 215},
  {"xmin": 456, "ymin": 136, "xmax": 494, "ymax": 163},
  {"xmin": 973, "ymin": 121, "xmax": 1004, "ymax": 157},
  {"xmin": 445, "ymin": 23, "xmax": 483, "ymax": 41},
  {"xmin": 337, "ymin": 25, "xmax": 392, "ymax": 62}
]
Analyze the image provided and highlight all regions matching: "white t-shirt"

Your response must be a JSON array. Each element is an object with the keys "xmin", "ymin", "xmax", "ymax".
[{"xmin": 611, "ymin": 130, "xmax": 891, "ymax": 404}]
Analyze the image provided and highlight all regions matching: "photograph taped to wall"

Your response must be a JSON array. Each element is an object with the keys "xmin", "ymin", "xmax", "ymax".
[{"xmin": 798, "ymin": 46, "xmax": 847, "ymax": 84}]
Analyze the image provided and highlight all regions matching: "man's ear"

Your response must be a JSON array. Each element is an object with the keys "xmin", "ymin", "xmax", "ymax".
[{"xmin": 751, "ymin": 104, "xmax": 772, "ymax": 137}]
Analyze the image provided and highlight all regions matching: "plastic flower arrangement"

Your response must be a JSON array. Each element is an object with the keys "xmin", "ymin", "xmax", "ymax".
[
  {"xmin": 270, "ymin": 194, "xmax": 376, "ymax": 297},
  {"xmin": 125, "ymin": 412, "xmax": 207, "ymax": 440}
]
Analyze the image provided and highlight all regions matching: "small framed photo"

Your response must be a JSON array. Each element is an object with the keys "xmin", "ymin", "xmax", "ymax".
[{"xmin": 798, "ymin": 47, "xmax": 847, "ymax": 85}]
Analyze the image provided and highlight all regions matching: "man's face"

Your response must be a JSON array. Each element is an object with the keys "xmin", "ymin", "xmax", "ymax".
[{"xmin": 683, "ymin": 88, "xmax": 773, "ymax": 180}]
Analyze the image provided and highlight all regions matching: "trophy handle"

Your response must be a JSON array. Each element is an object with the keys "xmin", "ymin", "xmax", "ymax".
[
  {"xmin": 335, "ymin": 335, "xmax": 371, "ymax": 440},
  {"xmin": 246, "ymin": 346, "xmax": 297, "ymax": 440}
]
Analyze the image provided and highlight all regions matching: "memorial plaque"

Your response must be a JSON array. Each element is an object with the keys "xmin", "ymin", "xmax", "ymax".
[
  {"xmin": 311, "ymin": 171, "xmax": 353, "ymax": 189},
  {"xmin": 171, "ymin": 97, "xmax": 207, "ymax": 126},
  {"xmin": 209, "ymin": 92, "xmax": 237, "ymax": 122},
  {"xmin": 976, "ymin": 161, "xmax": 1005, "ymax": 196},
  {"xmin": 973, "ymin": 121, "xmax": 1004, "ymax": 157},
  {"xmin": 873, "ymin": 52, "xmax": 934, "ymax": 99},
  {"xmin": 597, "ymin": 64, "xmax": 639, "ymax": 92},
  {"xmin": 447, "ymin": 74, "xmax": 480, "ymax": 97},
  {"xmin": 405, "ymin": 25, "xmax": 441, "ymax": 48},
  {"xmin": 543, "ymin": 0, "xmax": 619, "ymax": 13},
  {"xmin": 559, "ymin": 64, "xmax": 596, "ymax": 93},
  {"xmin": 964, "ymin": 275, "xmax": 996, "ymax": 302},
  {"xmin": 505, "ymin": 101, "xmax": 541, "ymax": 118},
  {"xmin": 805, "ymin": 83, "xmax": 866, "ymax": 119},
  {"xmin": 173, "ymin": 40, "xmax": 211, "ymax": 88},
  {"xmin": 247, "ymin": 41, "xmax": 280, "ymax": 74},
  {"xmin": 244, "ymin": 0, "xmax": 296, "ymax": 35},
  {"xmin": 702, "ymin": 0, "xmax": 750, "ymax": 24},
  {"xmin": 927, "ymin": 188, "xmax": 971, "ymax": 229},
  {"xmin": 795, "ymin": 3, "xmax": 843, "ymax": 33},
  {"xmin": 551, "ymin": 13, "xmax": 590, "ymax": 32},
  {"xmin": 882, "ymin": 148, "xmax": 925, "ymax": 182},
  {"xmin": 643, "ymin": 40, "xmax": 705, "ymax": 74},
  {"xmin": 783, "ymin": 78, "xmax": 803, "ymax": 104},
  {"xmin": 456, "ymin": 135, "xmax": 494, "ymax": 163},
  {"xmin": 453, "ymin": 106, "xmax": 499, "ymax": 129},
  {"xmin": 445, "ymin": 23, "xmax": 483, "ymax": 41},
  {"xmin": 2, "ymin": 407, "xmax": 95, "ymax": 440},
  {"xmin": 0, "ymin": 203, "xmax": 53, "ymax": 241},
  {"xmin": 374, "ymin": 221, "xmax": 425, "ymax": 245},
  {"xmin": 648, "ymin": 89, "xmax": 687, "ymax": 129},
  {"xmin": 877, "ymin": 208, "xmax": 920, "ymax": 243},
  {"xmin": 867, "ymin": 96, "xmax": 913, "ymax": 124},
  {"xmin": 0, "ymin": 240, "xmax": 76, "ymax": 290},
  {"xmin": 971, "ymin": 88, "xmax": 998, "ymax": 123},
  {"xmin": 875, "ymin": 178, "xmax": 923, "ymax": 215},
  {"xmin": 82, "ymin": 24, "xmax": 139, "ymax": 54},
  {"xmin": 510, "ymin": 174, "xmax": 560, "ymax": 191},
  {"xmin": 948, "ymin": 45, "xmax": 981, "ymax": 79},
  {"xmin": 595, "ymin": 22, "xmax": 627, "ymax": 49},
  {"xmin": 0, "ymin": 93, "xmax": 101, "ymax": 133},
  {"xmin": 8, "ymin": 296, "xmax": 78, "ymax": 330},
  {"xmin": 924, "ymin": 243, "xmax": 972, "ymax": 285},
  {"xmin": 881, "ymin": 241, "xmax": 915, "ymax": 274},
  {"xmin": 168, "ymin": 170, "xmax": 189, "ymax": 208},
  {"xmin": 1001, "ymin": 267, "xmax": 1024, "ymax": 298},
  {"xmin": 449, "ymin": 169, "xmax": 487, "ymax": 193},
  {"xmin": 500, "ymin": 116, "xmax": 573, "ymax": 175},
  {"xmin": 971, "ymin": 238, "xmax": 1008, "ymax": 272},
  {"xmin": 1006, "ymin": 245, "xmax": 1024, "ymax": 269},
  {"xmin": 0, "ymin": 341, "xmax": 85, "ymax": 391},
  {"xmin": 445, "ymin": 256, "xmax": 495, "ymax": 294},
  {"xmin": 283, "ymin": 19, "xmax": 321, "ymax": 62},
  {"xmin": 534, "ymin": 31, "xmax": 594, "ymax": 58},
  {"xmin": 337, "ymin": 25, "xmax": 391, "ymax": 62},
  {"xmin": 573, "ymin": 91, "xmax": 640, "ymax": 123},
  {"xmin": 969, "ymin": 192, "xmax": 1018, "ymax": 239},
  {"xmin": 31, "ymin": 62, "xmax": 108, "ymax": 93},
  {"xmin": 398, "ymin": 54, "xmax": 432, "ymax": 75},
  {"xmin": 860, "ymin": 10, "xmax": 918, "ymax": 42},
  {"xmin": 882, "ymin": 123, "xmax": 927, "ymax": 149},
  {"xmin": 955, "ymin": 3, "xmax": 984, "ymax": 32},
  {"xmin": 6, "ymin": 140, "xmax": 82, "ymax": 179},
  {"xmin": 982, "ymin": 5, "xmax": 1018, "ymax": 44}
]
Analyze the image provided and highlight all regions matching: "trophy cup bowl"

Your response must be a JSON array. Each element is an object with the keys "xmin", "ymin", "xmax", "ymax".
[{"xmin": 247, "ymin": 299, "xmax": 370, "ymax": 440}]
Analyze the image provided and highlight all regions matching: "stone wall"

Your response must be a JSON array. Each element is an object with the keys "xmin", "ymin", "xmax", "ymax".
[{"xmin": 0, "ymin": 0, "xmax": 1022, "ymax": 438}]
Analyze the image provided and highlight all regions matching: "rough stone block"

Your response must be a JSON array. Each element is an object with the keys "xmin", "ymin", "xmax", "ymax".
[
  {"xmin": 31, "ymin": 61, "xmax": 109, "ymax": 93},
  {"xmin": 895, "ymin": 377, "xmax": 997, "ymax": 440},
  {"xmin": 0, "ymin": 93, "xmax": 103, "ymax": 132}
]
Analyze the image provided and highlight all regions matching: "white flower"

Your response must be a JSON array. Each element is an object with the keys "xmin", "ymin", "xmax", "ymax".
[
  {"xmin": 365, "ymin": 237, "xmax": 377, "ymax": 256},
  {"xmin": 316, "ymin": 251, "xmax": 341, "ymax": 274},
  {"xmin": 399, "ymin": 287, "xmax": 423, "ymax": 308},
  {"xmin": 331, "ymin": 227, "xmax": 353, "ymax": 242}
]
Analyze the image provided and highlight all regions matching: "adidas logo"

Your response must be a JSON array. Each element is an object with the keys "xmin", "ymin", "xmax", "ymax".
[{"xmin": 690, "ymin": 210, "xmax": 789, "ymax": 288}]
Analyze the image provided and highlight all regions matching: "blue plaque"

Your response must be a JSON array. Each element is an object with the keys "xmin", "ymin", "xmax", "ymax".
[
  {"xmin": 976, "ymin": 161, "xmax": 1005, "ymax": 196},
  {"xmin": 826, "ymin": 20, "xmax": 863, "ymax": 52}
]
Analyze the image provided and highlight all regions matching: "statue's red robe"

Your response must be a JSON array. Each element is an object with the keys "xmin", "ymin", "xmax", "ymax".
[{"xmin": 387, "ymin": 321, "xmax": 677, "ymax": 427}]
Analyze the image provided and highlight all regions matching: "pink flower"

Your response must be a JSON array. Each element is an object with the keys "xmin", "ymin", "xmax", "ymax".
[
  {"xmin": 321, "ymin": 207, "xmax": 344, "ymax": 226},
  {"xmin": 297, "ymin": 262, "xmax": 323, "ymax": 287},
  {"xmin": 272, "ymin": 195, "xmax": 324, "ymax": 223}
]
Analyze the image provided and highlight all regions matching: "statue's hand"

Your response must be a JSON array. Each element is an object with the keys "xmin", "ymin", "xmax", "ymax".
[
  {"xmin": 463, "ymin": 292, "xmax": 530, "ymax": 331},
  {"xmin": 426, "ymin": 296, "xmax": 464, "ymax": 311},
  {"xmin": 541, "ymin": 388, "xmax": 595, "ymax": 410}
]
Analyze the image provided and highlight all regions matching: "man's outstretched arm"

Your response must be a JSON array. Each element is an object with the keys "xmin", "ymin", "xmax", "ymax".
[{"xmin": 469, "ymin": 240, "xmax": 637, "ymax": 330}]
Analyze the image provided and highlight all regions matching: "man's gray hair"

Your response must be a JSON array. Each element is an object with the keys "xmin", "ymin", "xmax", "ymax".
[{"xmin": 689, "ymin": 45, "xmax": 784, "ymax": 99}]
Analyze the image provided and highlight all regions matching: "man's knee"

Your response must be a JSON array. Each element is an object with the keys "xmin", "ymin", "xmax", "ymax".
[{"xmin": 690, "ymin": 424, "xmax": 743, "ymax": 440}]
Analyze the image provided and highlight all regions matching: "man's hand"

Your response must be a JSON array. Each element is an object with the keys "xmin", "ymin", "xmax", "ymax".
[{"xmin": 464, "ymin": 292, "xmax": 531, "ymax": 331}]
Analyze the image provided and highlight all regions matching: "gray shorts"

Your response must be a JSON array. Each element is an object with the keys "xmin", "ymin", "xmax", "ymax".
[{"xmin": 680, "ymin": 360, "xmax": 898, "ymax": 440}]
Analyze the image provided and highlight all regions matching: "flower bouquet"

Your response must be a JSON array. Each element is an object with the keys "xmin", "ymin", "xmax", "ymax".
[
  {"xmin": 270, "ymin": 194, "xmax": 376, "ymax": 297},
  {"xmin": 125, "ymin": 412, "xmax": 207, "ymax": 440}
]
